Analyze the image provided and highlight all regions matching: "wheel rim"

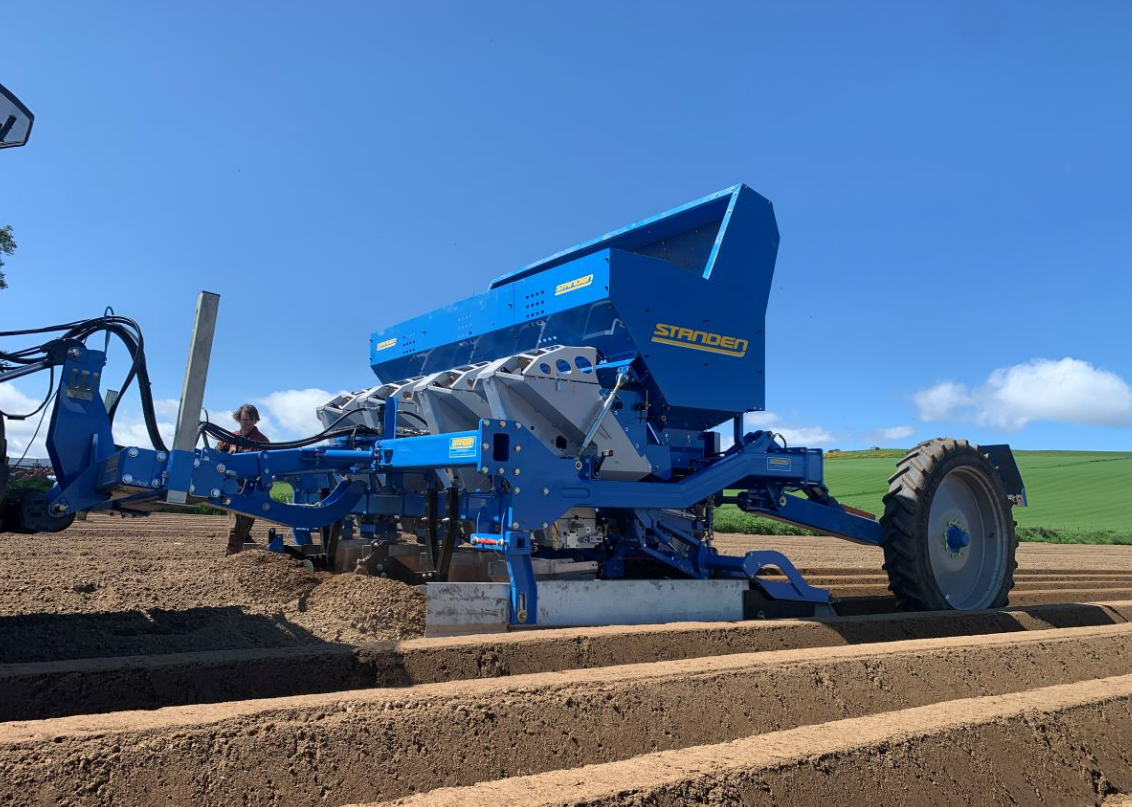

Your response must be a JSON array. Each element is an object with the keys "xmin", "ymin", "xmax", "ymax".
[{"xmin": 926, "ymin": 466, "xmax": 1008, "ymax": 610}]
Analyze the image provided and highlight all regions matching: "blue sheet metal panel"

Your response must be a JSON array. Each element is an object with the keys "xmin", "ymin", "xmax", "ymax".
[
  {"xmin": 369, "ymin": 252, "xmax": 635, "ymax": 381},
  {"xmin": 700, "ymin": 185, "xmax": 779, "ymax": 306},
  {"xmin": 368, "ymin": 184, "xmax": 778, "ymax": 396},
  {"xmin": 490, "ymin": 186, "xmax": 740, "ymax": 288},
  {"xmin": 370, "ymin": 282, "xmax": 514, "ymax": 373},
  {"xmin": 46, "ymin": 348, "xmax": 116, "ymax": 488},
  {"xmin": 608, "ymin": 250, "xmax": 767, "ymax": 430}
]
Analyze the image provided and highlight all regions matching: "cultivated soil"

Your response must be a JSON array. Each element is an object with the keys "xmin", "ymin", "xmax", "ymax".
[{"xmin": 3, "ymin": 511, "xmax": 1132, "ymax": 806}]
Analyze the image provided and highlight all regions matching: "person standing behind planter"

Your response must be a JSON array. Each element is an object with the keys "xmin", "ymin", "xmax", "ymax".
[{"xmin": 217, "ymin": 404, "xmax": 270, "ymax": 555}]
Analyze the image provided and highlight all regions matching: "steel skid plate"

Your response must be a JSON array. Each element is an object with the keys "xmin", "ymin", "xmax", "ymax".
[{"xmin": 424, "ymin": 579, "xmax": 748, "ymax": 637}]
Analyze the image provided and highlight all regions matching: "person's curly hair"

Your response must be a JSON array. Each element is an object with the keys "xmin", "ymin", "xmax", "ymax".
[{"xmin": 232, "ymin": 404, "xmax": 260, "ymax": 423}]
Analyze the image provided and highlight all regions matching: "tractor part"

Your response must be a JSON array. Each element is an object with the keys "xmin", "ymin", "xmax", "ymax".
[
  {"xmin": 2, "ymin": 487, "xmax": 76, "ymax": 534},
  {"xmin": 880, "ymin": 438, "xmax": 1018, "ymax": 611},
  {"xmin": 0, "ymin": 183, "xmax": 1029, "ymax": 632}
]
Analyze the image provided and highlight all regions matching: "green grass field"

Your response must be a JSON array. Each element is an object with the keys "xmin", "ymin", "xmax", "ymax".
[{"xmin": 716, "ymin": 448, "xmax": 1132, "ymax": 544}]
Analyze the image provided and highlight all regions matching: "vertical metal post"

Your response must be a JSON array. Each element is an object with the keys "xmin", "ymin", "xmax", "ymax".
[
  {"xmin": 425, "ymin": 484, "xmax": 440, "ymax": 574},
  {"xmin": 436, "ymin": 486, "xmax": 460, "ymax": 581},
  {"xmin": 166, "ymin": 291, "xmax": 220, "ymax": 504}
]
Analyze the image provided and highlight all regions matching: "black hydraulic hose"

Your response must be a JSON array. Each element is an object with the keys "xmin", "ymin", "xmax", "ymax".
[
  {"xmin": 199, "ymin": 409, "xmax": 384, "ymax": 451},
  {"xmin": 59, "ymin": 317, "xmax": 167, "ymax": 453},
  {"xmin": 0, "ymin": 315, "xmax": 169, "ymax": 454}
]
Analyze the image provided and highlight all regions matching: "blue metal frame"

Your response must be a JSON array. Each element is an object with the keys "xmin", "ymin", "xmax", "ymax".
[{"xmin": 29, "ymin": 183, "xmax": 1023, "ymax": 628}]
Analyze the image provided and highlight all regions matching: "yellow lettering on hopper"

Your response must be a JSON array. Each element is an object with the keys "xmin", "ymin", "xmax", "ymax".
[{"xmin": 650, "ymin": 323, "xmax": 749, "ymax": 358}]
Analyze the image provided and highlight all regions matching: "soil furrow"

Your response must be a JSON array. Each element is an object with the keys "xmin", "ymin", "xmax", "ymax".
[
  {"xmin": 3, "ymin": 624, "xmax": 1132, "ymax": 806},
  {"xmin": 371, "ymin": 674, "xmax": 1132, "ymax": 807},
  {"xmin": 4, "ymin": 600, "xmax": 1132, "ymax": 720}
]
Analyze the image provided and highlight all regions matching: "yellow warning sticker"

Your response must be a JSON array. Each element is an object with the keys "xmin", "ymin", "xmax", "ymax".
[{"xmin": 449, "ymin": 435, "xmax": 477, "ymax": 459}]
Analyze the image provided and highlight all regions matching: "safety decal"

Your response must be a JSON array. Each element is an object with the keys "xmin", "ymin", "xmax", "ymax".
[{"xmin": 449, "ymin": 435, "xmax": 478, "ymax": 459}]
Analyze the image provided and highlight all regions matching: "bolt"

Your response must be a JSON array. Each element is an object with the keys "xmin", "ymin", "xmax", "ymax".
[
  {"xmin": 498, "ymin": 467, "xmax": 505, "ymax": 474},
  {"xmin": 516, "ymin": 609, "xmax": 528, "ymax": 623},
  {"xmin": 514, "ymin": 422, "xmax": 521, "ymax": 428},
  {"xmin": 262, "ymin": 503, "xmax": 271, "ymax": 512},
  {"xmin": 482, "ymin": 442, "xmax": 490, "ymax": 450},
  {"xmin": 481, "ymin": 466, "xmax": 489, "ymax": 474},
  {"xmin": 216, "ymin": 463, "xmax": 226, "ymax": 474},
  {"xmin": 210, "ymin": 488, "xmax": 221, "ymax": 498},
  {"xmin": 498, "ymin": 420, "xmax": 506, "ymax": 428},
  {"xmin": 193, "ymin": 459, "xmax": 200, "ymax": 468},
  {"xmin": 151, "ymin": 478, "xmax": 161, "ymax": 488},
  {"xmin": 542, "ymin": 487, "xmax": 549, "ymax": 495},
  {"xmin": 127, "ymin": 447, "xmax": 139, "ymax": 458},
  {"xmin": 514, "ymin": 487, "xmax": 521, "ymax": 494},
  {"xmin": 482, "ymin": 419, "xmax": 490, "ymax": 426},
  {"xmin": 513, "ymin": 468, "xmax": 521, "ymax": 476},
  {"xmin": 574, "ymin": 461, "xmax": 583, "ymax": 470},
  {"xmin": 511, "ymin": 521, "xmax": 520, "ymax": 529},
  {"xmin": 778, "ymin": 496, "xmax": 787, "ymax": 507},
  {"xmin": 51, "ymin": 503, "xmax": 68, "ymax": 516},
  {"xmin": 514, "ymin": 445, "xmax": 522, "ymax": 452},
  {"xmin": 123, "ymin": 474, "xmax": 134, "ymax": 484},
  {"xmin": 156, "ymin": 451, "xmax": 167, "ymax": 462},
  {"xmin": 541, "ymin": 522, "xmax": 549, "ymax": 528},
  {"xmin": 67, "ymin": 347, "xmax": 82, "ymax": 359}
]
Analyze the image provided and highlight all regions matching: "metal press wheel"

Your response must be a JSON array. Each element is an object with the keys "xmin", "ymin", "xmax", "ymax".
[{"xmin": 880, "ymin": 438, "xmax": 1017, "ymax": 611}]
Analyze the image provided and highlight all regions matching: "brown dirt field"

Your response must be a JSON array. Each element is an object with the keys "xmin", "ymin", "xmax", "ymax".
[
  {"xmin": 4, "ymin": 512, "xmax": 1132, "ymax": 806},
  {"xmin": 0, "ymin": 513, "xmax": 425, "ymax": 663}
]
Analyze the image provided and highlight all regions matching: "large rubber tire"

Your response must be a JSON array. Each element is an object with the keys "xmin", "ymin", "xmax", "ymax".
[{"xmin": 881, "ymin": 438, "xmax": 1017, "ymax": 611}]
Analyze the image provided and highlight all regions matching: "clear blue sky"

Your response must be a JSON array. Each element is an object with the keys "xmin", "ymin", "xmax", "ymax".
[{"xmin": 3, "ymin": 1, "xmax": 1130, "ymax": 452}]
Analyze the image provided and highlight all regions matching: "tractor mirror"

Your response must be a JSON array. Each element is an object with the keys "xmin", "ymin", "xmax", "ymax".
[{"xmin": 0, "ymin": 82, "xmax": 34, "ymax": 149}]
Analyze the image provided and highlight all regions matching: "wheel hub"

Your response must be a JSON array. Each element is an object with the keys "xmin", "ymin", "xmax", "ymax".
[{"xmin": 943, "ymin": 518, "xmax": 971, "ymax": 559}]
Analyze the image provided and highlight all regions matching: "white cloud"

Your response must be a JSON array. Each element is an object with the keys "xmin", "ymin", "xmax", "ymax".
[
  {"xmin": 717, "ymin": 411, "xmax": 836, "ymax": 450},
  {"xmin": 152, "ymin": 399, "xmax": 181, "ymax": 421},
  {"xmin": 913, "ymin": 358, "xmax": 1132, "ymax": 431},
  {"xmin": 911, "ymin": 381, "xmax": 972, "ymax": 422},
  {"xmin": 0, "ymin": 381, "xmax": 54, "ymax": 459},
  {"xmin": 256, "ymin": 388, "xmax": 343, "ymax": 439},
  {"xmin": 1, "ymin": 378, "xmax": 346, "ymax": 462},
  {"xmin": 862, "ymin": 425, "xmax": 916, "ymax": 444},
  {"xmin": 111, "ymin": 404, "xmax": 177, "ymax": 451}
]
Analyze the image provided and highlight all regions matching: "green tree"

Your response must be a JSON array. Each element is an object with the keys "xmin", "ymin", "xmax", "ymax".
[{"xmin": 0, "ymin": 224, "xmax": 15, "ymax": 289}]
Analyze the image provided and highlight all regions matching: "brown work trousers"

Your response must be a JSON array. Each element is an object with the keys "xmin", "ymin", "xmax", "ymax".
[{"xmin": 226, "ymin": 513, "xmax": 256, "ymax": 555}]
